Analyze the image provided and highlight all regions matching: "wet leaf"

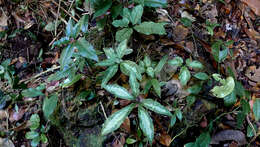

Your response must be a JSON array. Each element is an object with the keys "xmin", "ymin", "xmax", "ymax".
[
  {"xmin": 168, "ymin": 56, "xmax": 183, "ymax": 67},
  {"xmin": 138, "ymin": 106, "xmax": 154, "ymax": 144},
  {"xmin": 179, "ymin": 66, "xmax": 191, "ymax": 86},
  {"xmin": 43, "ymin": 94, "xmax": 58, "ymax": 119},
  {"xmin": 141, "ymin": 99, "xmax": 172, "ymax": 116},
  {"xmin": 253, "ymin": 99, "xmax": 260, "ymax": 121},
  {"xmin": 116, "ymin": 28, "xmax": 133, "ymax": 42},
  {"xmin": 134, "ymin": 21, "xmax": 166, "ymax": 35},
  {"xmin": 101, "ymin": 103, "xmax": 135, "ymax": 135},
  {"xmin": 211, "ymin": 76, "xmax": 235, "ymax": 98},
  {"xmin": 104, "ymin": 84, "xmax": 134, "ymax": 100}
]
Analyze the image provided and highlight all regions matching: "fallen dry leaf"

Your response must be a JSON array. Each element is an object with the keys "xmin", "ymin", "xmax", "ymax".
[
  {"xmin": 159, "ymin": 132, "xmax": 172, "ymax": 146},
  {"xmin": 241, "ymin": 0, "xmax": 260, "ymax": 16}
]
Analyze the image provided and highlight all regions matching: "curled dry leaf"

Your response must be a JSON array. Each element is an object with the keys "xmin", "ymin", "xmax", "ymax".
[
  {"xmin": 241, "ymin": 0, "xmax": 260, "ymax": 16},
  {"xmin": 159, "ymin": 132, "xmax": 172, "ymax": 146}
]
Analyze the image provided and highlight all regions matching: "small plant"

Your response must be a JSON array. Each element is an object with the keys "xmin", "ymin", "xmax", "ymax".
[
  {"xmin": 168, "ymin": 56, "xmax": 204, "ymax": 86},
  {"xmin": 96, "ymin": 39, "xmax": 141, "ymax": 87},
  {"xmin": 112, "ymin": 4, "xmax": 166, "ymax": 42},
  {"xmin": 0, "ymin": 59, "xmax": 15, "ymax": 87},
  {"xmin": 205, "ymin": 20, "xmax": 220, "ymax": 36},
  {"xmin": 138, "ymin": 55, "xmax": 168, "ymax": 97},
  {"xmin": 211, "ymin": 40, "xmax": 233, "ymax": 63},
  {"xmin": 48, "ymin": 16, "xmax": 98, "ymax": 87},
  {"xmin": 25, "ymin": 114, "xmax": 48, "ymax": 147}
]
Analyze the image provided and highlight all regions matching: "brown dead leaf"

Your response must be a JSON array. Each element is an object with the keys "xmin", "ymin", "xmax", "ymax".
[
  {"xmin": 120, "ymin": 117, "xmax": 131, "ymax": 133},
  {"xmin": 159, "ymin": 132, "xmax": 172, "ymax": 146},
  {"xmin": 0, "ymin": 10, "xmax": 8, "ymax": 32},
  {"xmin": 172, "ymin": 25, "xmax": 189, "ymax": 42},
  {"xmin": 245, "ymin": 66, "xmax": 260, "ymax": 86},
  {"xmin": 9, "ymin": 108, "xmax": 25, "ymax": 122},
  {"xmin": 241, "ymin": 0, "xmax": 260, "ymax": 16},
  {"xmin": 112, "ymin": 135, "xmax": 125, "ymax": 147}
]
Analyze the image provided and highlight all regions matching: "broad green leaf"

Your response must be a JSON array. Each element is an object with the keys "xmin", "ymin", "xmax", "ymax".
[
  {"xmin": 175, "ymin": 109, "xmax": 182, "ymax": 121},
  {"xmin": 93, "ymin": 0, "xmax": 112, "ymax": 18},
  {"xmin": 144, "ymin": 55, "xmax": 151, "ymax": 67},
  {"xmin": 236, "ymin": 111, "xmax": 246, "ymax": 128},
  {"xmin": 41, "ymin": 134, "xmax": 48, "ymax": 143},
  {"xmin": 194, "ymin": 132, "xmax": 211, "ymax": 147},
  {"xmin": 129, "ymin": 72, "xmax": 140, "ymax": 97},
  {"xmin": 31, "ymin": 136, "xmax": 40, "ymax": 147},
  {"xmin": 211, "ymin": 76, "xmax": 235, "ymax": 98},
  {"xmin": 52, "ymin": 36, "xmax": 70, "ymax": 48},
  {"xmin": 116, "ymin": 39, "xmax": 131, "ymax": 59},
  {"xmin": 179, "ymin": 66, "xmax": 191, "ymax": 86},
  {"xmin": 111, "ymin": 4, "xmax": 123, "ymax": 19},
  {"xmin": 75, "ymin": 38, "xmax": 98, "ymax": 61},
  {"xmin": 146, "ymin": 67, "xmax": 154, "ymax": 78},
  {"xmin": 104, "ymin": 84, "xmax": 134, "ymax": 100},
  {"xmin": 65, "ymin": 19, "xmax": 74, "ymax": 37},
  {"xmin": 144, "ymin": 0, "xmax": 167, "ymax": 7},
  {"xmin": 154, "ymin": 55, "xmax": 168, "ymax": 75},
  {"xmin": 120, "ymin": 60, "xmax": 142, "ymax": 81},
  {"xmin": 143, "ymin": 80, "xmax": 152, "ymax": 94},
  {"xmin": 126, "ymin": 138, "xmax": 137, "ymax": 144},
  {"xmin": 247, "ymin": 124, "xmax": 257, "ymax": 138},
  {"xmin": 43, "ymin": 94, "xmax": 58, "ymax": 119},
  {"xmin": 142, "ymin": 99, "xmax": 172, "ymax": 116},
  {"xmin": 29, "ymin": 114, "xmax": 40, "ymax": 130},
  {"xmin": 25, "ymin": 131, "xmax": 39, "ymax": 139},
  {"xmin": 134, "ymin": 21, "xmax": 166, "ymax": 35},
  {"xmin": 211, "ymin": 40, "xmax": 228, "ymax": 63},
  {"xmin": 138, "ymin": 106, "xmax": 154, "ymax": 144},
  {"xmin": 22, "ymin": 88, "xmax": 44, "ymax": 98},
  {"xmin": 235, "ymin": 81, "xmax": 246, "ymax": 97},
  {"xmin": 184, "ymin": 143, "xmax": 195, "ymax": 147},
  {"xmin": 241, "ymin": 99, "xmax": 250, "ymax": 114},
  {"xmin": 187, "ymin": 84, "xmax": 201, "ymax": 94},
  {"xmin": 101, "ymin": 103, "xmax": 135, "ymax": 135},
  {"xmin": 102, "ymin": 65, "xmax": 118, "ymax": 86},
  {"xmin": 168, "ymin": 56, "xmax": 183, "ymax": 67},
  {"xmin": 112, "ymin": 18, "xmax": 129, "ymax": 28},
  {"xmin": 59, "ymin": 44, "xmax": 74, "ymax": 70},
  {"xmin": 194, "ymin": 72, "xmax": 209, "ymax": 80},
  {"xmin": 95, "ymin": 58, "xmax": 117, "ymax": 67},
  {"xmin": 186, "ymin": 59, "xmax": 204, "ymax": 69},
  {"xmin": 253, "ymin": 99, "xmax": 260, "ymax": 121},
  {"xmin": 130, "ymin": 5, "xmax": 143, "ymax": 25},
  {"xmin": 122, "ymin": 8, "xmax": 131, "ymax": 22},
  {"xmin": 116, "ymin": 28, "xmax": 133, "ymax": 42},
  {"xmin": 181, "ymin": 17, "xmax": 192, "ymax": 27},
  {"xmin": 48, "ymin": 66, "xmax": 73, "ymax": 81},
  {"xmin": 103, "ymin": 47, "xmax": 116, "ymax": 59},
  {"xmin": 62, "ymin": 74, "xmax": 83, "ymax": 88},
  {"xmin": 77, "ymin": 15, "xmax": 89, "ymax": 33},
  {"xmin": 186, "ymin": 95, "xmax": 196, "ymax": 106},
  {"xmin": 170, "ymin": 114, "xmax": 176, "ymax": 127},
  {"xmin": 151, "ymin": 79, "xmax": 161, "ymax": 97},
  {"xmin": 223, "ymin": 91, "xmax": 236, "ymax": 107}
]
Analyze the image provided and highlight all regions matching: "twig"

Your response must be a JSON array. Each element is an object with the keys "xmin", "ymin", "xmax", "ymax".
[
  {"xmin": 51, "ymin": 0, "xmax": 78, "ymax": 22},
  {"xmin": 55, "ymin": 0, "xmax": 61, "ymax": 36},
  {"xmin": 19, "ymin": 65, "xmax": 60, "ymax": 84},
  {"xmin": 49, "ymin": 30, "xmax": 63, "ymax": 47},
  {"xmin": 99, "ymin": 101, "xmax": 108, "ymax": 119},
  {"xmin": 247, "ymin": 115, "xmax": 258, "ymax": 143}
]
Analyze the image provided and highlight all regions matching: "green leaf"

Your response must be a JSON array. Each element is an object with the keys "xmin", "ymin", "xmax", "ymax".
[
  {"xmin": 77, "ymin": 15, "xmax": 89, "ymax": 33},
  {"xmin": 235, "ymin": 81, "xmax": 246, "ymax": 97},
  {"xmin": 144, "ymin": 0, "xmax": 167, "ymax": 7},
  {"xmin": 194, "ymin": 72, "xmax": 209, "ymax": 80},
  {"xmin": 151, "ymin": 79, "xmax": 161, "ymax": 97},
  {"xmin": 138, "ymin": 106, "xmax": 154, "ymax": 144},
  {"xmin": 236, "ymin": 111, "xmax": 246, "ymax": 128},
  {"xmin": 170, "ymin": 114, "xmax": 176, "ymax": 127},
  {"xmin": 116, "ymin": 28, "xmax": 133, "ymax": 42},
  {"xmin": 93, "ymin": 0, "xmax": 112, "ymax": 18},
  {"xmin": 126, "ymin": 138, "xmax": 137, "ymax": 144},
  {"xmin": 101, "ymin": 103, "xmax": 135, "ymax": 135},
  {"xmin": 241, "ymin": 99, "xmax": 250, "ymax": 114},
  {"xmin": 247, "ymin": 124, "xmax": 257, "ymax": 138},
  {"xmin": 75, "ymin": 38, "xmax": 98, "ymax": 61},
  {"xmin": 59, "ymin": 44, "xmax": 74, "ymax": 70},
  {"xmin": 211, "ymin": 76, "xmax": 235, "ymax": 98},
  {"xmin": 143, "ymin": 80, "xmax": 152, "ymax": 94},
  {"xmin": 41, "ymin": 134, "xmax": 48, "ymax": 143},
  {"xmin": 141, "ymin": 99, "xmax": 172, "ymax": 116},
  {"xmin": 44, "ymin": 21, "xmax": 61, "ymax": 32},
  {"xmin": 146, "ymin": 67, "xmax": 154, "ymax": 78},
  {"xmin": 43, "ymin": 94, "xmax": 58, "ymax": 119},
  {"xmin": 144, "ymin": 55, "xmax": 151, "ymax": 67},
  {"xmin": 179, "ymin": 66, "xmax": 191, "ymax": 86},
  {"xmin": 168, "ymin": 56, "xmax": 183, "ymax": 67},
  {"xmin": 116, "ymin": 39, "xmax": 133, "ymax": 58},
  {"xmin": 134, "ymin": 21, "xmax": 166, "ymax": 35},
  {"xmin": 111, "ymin": 4, "xmax": 123, "ymax": 19},
  {"xmin": 130, "ymin": 5, "xmax": 143, "ymax": 25},
  {"xmin": 184, "ymin": 143, "xmax": 195, "ymax": 147},
  {"xmin": 102, "ymin": 65, "xmax": 118, "ymax": 86},
  {"xmin": 120, "ymin": 60, "xmax": 142, "ymax": 81},
  {"xmin": 122, "ymin": 7, "xmax": 131, "ymax": 21},
  {"xmin": 112, "ymin": 18, "xmax": 129, "ymax": 28},
  {"xmin": 22, "ymin": 88, "xmax": 44, "ymax": 98},
  {"xmin": 104, "ymin": 84, "xmax": 134, "ymax": 100},
  {"xmin": 29, "ymin": 114, "xmax": 40, "ymax": 130},
  {"xmin": 48, "ymin": 66, "xmax": 73, "ymax": 81},
  {"xmin": 180, "ymin": 17, "xmax": 192, "ymax": 27},
  {"xmin": 253, "ymin": 99, "xmax": 260, "ymax": 121},
  {"xmin": 95, "ymin": 58, "xmax": 116, "ymax": 67},
  {"xmin": 211, "ymin": 40, "xmax": 228, "ymax": 63},
  {"xmin": 31, "ymin": 136, "xmax": 40, "ymax": 147},
  {"xmin": 103, "ymin": 47, "xmax": 116, "ymax": 59},
  {"xmin": 187, "ymin": 84, "xmax": 201, "ymax": 94},
  {"xmin": 154, "ymin": 55, "xmax": 168, "ymax": 75},
  {"xmin": 194, "ymin": 132, "xmax": 211, "ymax": 147},
  {"xmin": 0, "ymin": 65, "xmax": 4, "ymax": 74},
  {"xmin": 186, "ymin": 59, "xmax": 204, "ymax": 69},
  {"xmin": 65, "ymin": 19, "xmax": 74, "ymax": 37},
  {"xmin": 175, "ymin": 109, "xmax": 182, "ymax": 121},
  {"xmin": 62, "ymin": 74, "xmax": 83, "ymax": 88},
  {"xmin": 223, "ymin": 91, "xmax": 236, "ymax": 107},
  {"xmin": 52, "ymin": 36, "xmax": 70, "ymax": 48},
  {"xmin": 129, "ymin": 72, "xmax": 140, "ymax": 97},
  {"xmin": 25, "ymin": 131, "xmax": 39, "ymax": 139},
  {"xmin": 186, "ymin": 95, "xmax": 196, "ymax": 106}
]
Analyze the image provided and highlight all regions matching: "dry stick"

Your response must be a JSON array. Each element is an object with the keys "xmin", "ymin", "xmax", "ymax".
[
  {"xmin": 55, "ymin": 0, "xmax": 61, "ymax": 36},
  {"xmin": 51, "ymin": 0, "xmax": 78, "ymax": 22},
  {"xmin": 246, "ymin": 115, "xmax": 258, "ymax": 143},
  {"xmin": 49, "ymin": 30, "xmax": 63, "ymax": 47},
  {"xmin": 19, "ymin": 65, "xmax": 60, "ymax": 84}
]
